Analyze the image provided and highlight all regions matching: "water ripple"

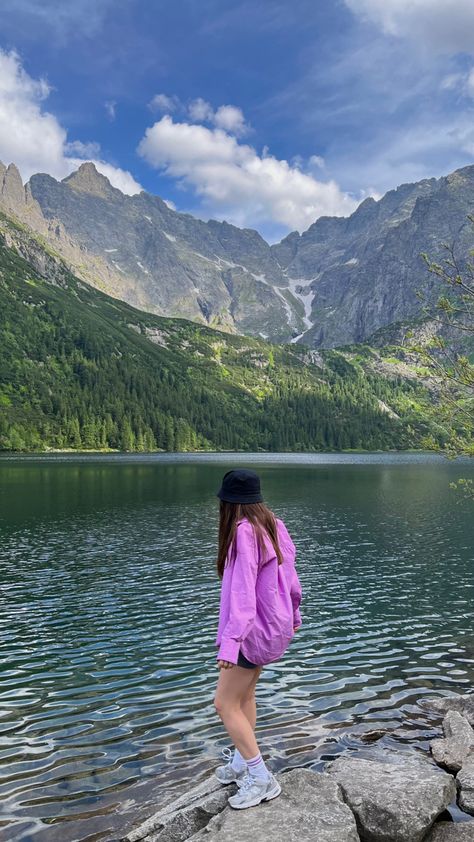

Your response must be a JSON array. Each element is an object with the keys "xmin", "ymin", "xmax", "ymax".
[{"xmin": 0, "ymin": 454, "xmax": 473, "ymax": 840}]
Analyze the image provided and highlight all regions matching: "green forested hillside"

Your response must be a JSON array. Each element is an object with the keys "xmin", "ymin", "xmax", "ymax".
[{"xmin": 0, "ymin": 212, "xmax": 470, "ymax": 453}]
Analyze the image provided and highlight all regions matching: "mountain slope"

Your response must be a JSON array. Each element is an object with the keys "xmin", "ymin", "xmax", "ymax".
[
  {"xmin": 273, "ymin": 166, "xmax": 474, "ymax": 347},
  {"xmin": 28, "ymin": 163, "xmax": 303, "ymax": 342},
  {"xmin": 1, "ymin": 208, "xmax": 468, "ymax": 454},
  {"xmin": 3, "ymin": 159, "xmax": 474, "ymax": 351}
]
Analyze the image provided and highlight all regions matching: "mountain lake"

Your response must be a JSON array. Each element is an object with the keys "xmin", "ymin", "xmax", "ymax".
[{"xmin": 0, "ymin": 452, "xmax": 473, "ymax": 841}]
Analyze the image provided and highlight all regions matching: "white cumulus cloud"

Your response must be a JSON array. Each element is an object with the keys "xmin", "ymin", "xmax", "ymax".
[
  {"xmin": 345, "ymin": 0, "xmax": 474, "ymax": 54},
  {"xmin": 309, "ymin": 154, "xmax": 326, "ymax": 171},
  {"xmin": 149, "ymin": 93, "xmax": 180, "ymax": 113},
  {"xmin": 188, "ymin": 97, "xmax": 215, "ymax": 123},
  {"xmin": 213, "ymin": 104, "xmax": 247, "ymax": 135},
  {"xmin": 65, "ymin": 140, "xmax": 102, "ymax": 158},
  {"xmin": 137, "ymin": 115, "xmax": 359, "ymax": 232},
  {"xmin": 190, "ymin": 100, "xmax": 248, "ymax": 135},
  {"xmin": 157, "ymin": 95, "xmax": 250, "ymax": 136},
  {"xmin": 0, "ymin": 49, "xmax": 141, "ymax": 194}
]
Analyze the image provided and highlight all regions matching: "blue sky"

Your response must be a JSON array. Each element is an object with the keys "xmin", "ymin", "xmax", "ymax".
[{"xmin": 1, "ymin": 0, "xmax": 474, "ymax": 242}]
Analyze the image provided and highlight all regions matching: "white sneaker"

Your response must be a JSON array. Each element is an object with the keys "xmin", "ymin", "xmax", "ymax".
[
  {"xmin": 227, "ymin": 771, "xmax": 281, "ymax": 809},
  {"xmin": 214, "ymin": 747, "xmax": 248, "ymax": 786}
]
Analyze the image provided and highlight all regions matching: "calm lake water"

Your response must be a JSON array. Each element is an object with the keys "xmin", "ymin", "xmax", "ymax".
[{"xmin": 0, "ymin": 452, "xmax": 473, "ymax": 841}]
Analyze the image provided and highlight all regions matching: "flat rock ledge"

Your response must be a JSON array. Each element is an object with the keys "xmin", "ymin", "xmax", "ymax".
[
  {"xmin": 120, "ymin": 757, "xmax": 464, "ymax": 842},
  {"xmin": 121, "ymin": 769, "xmax": 359, "ymax": 842},
  {"xmin": 121, "ymin": 692, "xmax": 474, "ymax": 842}
]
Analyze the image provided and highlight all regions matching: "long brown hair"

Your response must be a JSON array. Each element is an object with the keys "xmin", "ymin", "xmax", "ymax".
[{"xmin": 216, "ymin": 500, "xmax": 283, "ymax": 578}]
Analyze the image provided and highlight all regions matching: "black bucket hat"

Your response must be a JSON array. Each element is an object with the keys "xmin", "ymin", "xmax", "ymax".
[{"xmin": 216, "ymin": 469, "xmax": 263, "ymax": 504}]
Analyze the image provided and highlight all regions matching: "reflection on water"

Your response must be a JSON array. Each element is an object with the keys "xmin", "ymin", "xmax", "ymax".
[{"xmin": 0, "ymin": 453, "xmax": 473, "ymax": 840}]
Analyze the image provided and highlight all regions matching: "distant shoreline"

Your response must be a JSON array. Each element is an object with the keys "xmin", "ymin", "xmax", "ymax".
[
  {"xmin": 0, "ymin": 447, "xmax": 466, "ymax": 462},
  {"xmin": 0, "ymin": 446, "xmax": 443, "ymax": 455}
]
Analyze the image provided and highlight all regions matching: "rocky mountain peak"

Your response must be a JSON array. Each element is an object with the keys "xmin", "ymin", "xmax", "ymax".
[
  {"xmin": 0, "ymin": 163, "xmax": 47, "ymax": 232},
  {"xmin": 445, "ymin": 165, "xmax": 474, "ymax": 189},
  {"xmin": 62, "ymin": 162, "xmax": 117, "ymax": 199},
  {"xmin": 13, "ymin": 157, "xmax": 474, "ymax": 350},
  {"xmin": 1, "ymin": 162, "xmax": 25, "ymax": 208},
  {"xmin": 0, "ymin": 164, "xmax": 71, "ymax": 242}
]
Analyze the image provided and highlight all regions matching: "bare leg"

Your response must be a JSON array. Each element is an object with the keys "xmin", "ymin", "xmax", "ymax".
[
  {"xmin": 241, "ymin": 695, "xmax": 256, "ymax": 730},
  {"xmin": 241, "ymin": 665, "xmax": 261, "ymax": 730},
  {"xmin": 214, "ymin": 665, "xmax": 263, "ymax": 760}
]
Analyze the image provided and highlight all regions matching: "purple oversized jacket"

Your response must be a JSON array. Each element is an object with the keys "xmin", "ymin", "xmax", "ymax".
[{"xmin": 215, "ymin": 516, "xmax": 303, "ymax": 666}]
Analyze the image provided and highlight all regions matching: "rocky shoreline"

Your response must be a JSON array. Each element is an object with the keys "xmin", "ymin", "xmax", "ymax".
[{"xmin": 120, "ymin": 692, "xmax": 474, "ymax": 842}]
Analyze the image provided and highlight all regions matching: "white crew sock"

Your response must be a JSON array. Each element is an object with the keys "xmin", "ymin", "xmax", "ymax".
[
  {"xmin": 245, "ymin": 751, "xmax": 270, "ymax": 781},
  {"xmin": 231, "ymin": 747, "xmax": 247, "ymax": 772}
]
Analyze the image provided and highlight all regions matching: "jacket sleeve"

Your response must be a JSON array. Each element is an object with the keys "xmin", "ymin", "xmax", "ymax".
[
  {"xmin": 217, "ymin": 522, "xmax": 258, "ymax": 664},
  {"xmin": 290, "ymin": 566, "xmax": 303, "ymax": 628}
]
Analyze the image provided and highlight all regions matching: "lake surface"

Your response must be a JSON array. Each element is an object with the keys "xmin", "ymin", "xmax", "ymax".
[{"xmin": 0, "ymin": 452, "xmax": 473, "ymax": 841}]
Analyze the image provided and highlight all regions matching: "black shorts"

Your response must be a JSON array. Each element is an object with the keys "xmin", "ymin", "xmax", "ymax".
[{"xmin": 237, "ymin": 649, "xmax": 259, "ymax": 669}]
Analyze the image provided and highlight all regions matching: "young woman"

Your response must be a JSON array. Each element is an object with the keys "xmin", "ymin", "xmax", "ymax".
[{"xmin": 212, "ymin": 468, "xmax": 303, "ymax": 810}]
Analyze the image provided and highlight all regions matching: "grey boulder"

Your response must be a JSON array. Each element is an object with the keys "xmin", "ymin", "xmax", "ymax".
[
  {"xmin": 122, "ymin": 768, "xmax": 360, "ymax": 842},
  {"xmin": 419, "ymin": 695, "xmax": 474, "ymax": 728},
  {"xmin": 325, "ymin": 751, "xmax": 456, "ymax": 842},
  {"xmin": 424, "ymin": 822, "xmax": 474, "ymax": 841},
  {"xmin": 431, "ymin": 711, "xmax": 474, "ymax": 773},
  {"xmin": 122, "ymin": 775, "xmax": 231, "ymax": 842},
  {"xmin": 458, "ymin": 755, "xmax": 474, "ymax": 816},
  {"xmin": 187, "ymin": 769, "xmax": 360, "ymax": 842}
]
